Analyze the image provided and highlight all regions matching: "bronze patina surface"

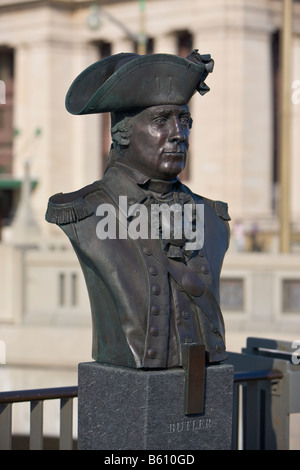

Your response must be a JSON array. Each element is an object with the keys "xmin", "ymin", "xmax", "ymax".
[{"xmin": 46, "ymin": 51, "xmax": 230, "ymax": 373}]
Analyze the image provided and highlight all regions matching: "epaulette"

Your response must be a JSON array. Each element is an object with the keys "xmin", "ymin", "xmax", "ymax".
[
  {"xmin": 45, "ymin": 182, "xmax": 98, "ymax": 225},
  {"xmin": 214, "ymin": 200, "xmax": 231, "ymax": 221},
  {"xmin": 193, "ymin": 193, "xmax": 231, "ymax": 222}
]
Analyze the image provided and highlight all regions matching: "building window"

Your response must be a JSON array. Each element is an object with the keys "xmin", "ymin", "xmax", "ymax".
[
  {"xmin": 134, "ymin": 36, "xmax": 154, "ymax": 54},
  {"xmin": 0, "ymin": 47, "xmax": 14, "ymax": 176},
  {"xmin": 177, "ymin": 30, "xmax": 193, "ymax": 58},
  {"xmin": 71, "ymin": 273, "xmax": 78, "ymax": 307},
  {"xmin": 271, "ymin": 30, "xmax": 280, "ymax": 213},
  {"xmin": 59, "ymin": 273, "xmax": 66, "ymax": 307},
  {"xmin": 58, "ymin": 272, "xmax": 79, "ymax": 308},
  {"xmin": 220, "ymin": 278, "xmax": 244, "ymax": 312},
  {"xmin": 282, "ymin": 279, "xmax": 300, "ymax": 313}
]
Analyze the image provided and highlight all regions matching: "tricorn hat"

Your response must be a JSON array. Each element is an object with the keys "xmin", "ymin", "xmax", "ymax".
[{"xmin": 65, "ymin": 50, "xmax": 214, "ymax": 115}]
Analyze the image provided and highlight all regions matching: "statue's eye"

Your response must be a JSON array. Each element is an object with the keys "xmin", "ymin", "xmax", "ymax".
[
  {"xmin": 180, "ymin": 116, "xmax": 191, "ymax": 125},
  {"xmin": 153, "ymin": 116, "xmax": 168, "ymax": 124}
]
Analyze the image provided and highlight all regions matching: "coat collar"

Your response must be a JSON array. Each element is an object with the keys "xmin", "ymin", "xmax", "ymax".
[
  {"xmin": 101, "ymin": 162, "xmax": 197, "ymax": 204},
  {"xmin": 113, "ymin": 161, "xmax": 182, "ymax": 195}
]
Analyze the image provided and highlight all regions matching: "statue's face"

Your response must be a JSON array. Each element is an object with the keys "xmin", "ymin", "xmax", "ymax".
[{"xmin": 123, "ymin": 104, "xmax": 191, "ymax": 180}]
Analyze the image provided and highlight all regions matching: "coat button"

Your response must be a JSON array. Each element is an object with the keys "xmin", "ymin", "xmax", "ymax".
[
  {"xmin": 152, "ymin": 285, "xmax": 161, "ymax": 295},
  {"xmin": 182, "ymin": 311, "xmax": 190, "ymax": 320},
  {"xmin": 185, "ymin": 337, "xmax": 194, "ymax": 343},
  {"xmin": 143, "ymin": 246, "xmax": 152, "ymax": 256},
  {"xmin": 149, "ymin": 266, "xmax": 158, "ymax": 275},
  {"xmin": 151, "ymin": 305, "xmax": 160, "ymax": 315},
  {"xmin": 147, "ymin": 348, "xmax": 157, "ymax": 359},
  {"xmin": 198, "ymin": 248, "xmax": 205, "ymax": 257},
  {"xmin": 182, "ymin": 271, "xmax": 204, "ymax": 297},
  {"xmin": 150, "ymin": 326, "xmax": 159, "ymax": 336},
  {"xmin": 200, "ymin": 265, "xmax": 209, "ymax": 274}
]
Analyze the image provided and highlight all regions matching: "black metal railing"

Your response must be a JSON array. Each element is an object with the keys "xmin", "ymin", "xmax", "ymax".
[
  {"xmin": 0, "ymin": 386, "xmax": 78, "ymax": 450},
  {"xmin": 232, "ymin": 369, "xmax": 283, "ymax": 450},
  {"xmin": 0, "ymin": 369, "xmax": 284, "ymax": 450}
]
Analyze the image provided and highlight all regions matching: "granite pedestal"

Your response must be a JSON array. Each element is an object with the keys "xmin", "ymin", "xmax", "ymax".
[{"xmin": 78, "ymin": 362, "xmax": 234, "ymax": 450}]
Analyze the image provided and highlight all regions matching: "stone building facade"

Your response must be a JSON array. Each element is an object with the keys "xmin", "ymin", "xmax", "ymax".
[{"xmin": 0, "ymin": 0, "xmax": 299, "ymax": 251}]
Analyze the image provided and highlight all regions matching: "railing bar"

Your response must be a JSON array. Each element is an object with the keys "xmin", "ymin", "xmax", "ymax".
[
  {"xmin": 244, "ymin": 382, "xmax": 261, "ymax": 450},
  {"xmin": 0, "ymin": 369, "xmax": 284, "ymax": 452},
  {"xmin": 59, "ymin": 398, "xmax": 73, "ymax": 450},
  {"xmin": 0, "ymin": 403, "xmax": 12, "ymax": 450},
  {"xmin": 0, "ymin": 369, "xmax": 283, "ymax": 404},
  {"xmin": 0, "ymin": 386, "xmax": 78, "ymax": 404},
  {"xmin": 30, "ymin": 401, "xmax": 43, "ymax": 450},
  {"xmin": 234, "ymin": 369, "xmax": 283, "ymax": 383},
  {"xmin": 231, "ymin": 383, "xmax": 240, "ymax": 450},
  {"xmin": 239, "ymin": 385, "xmax": 245, "ymax": 450}
]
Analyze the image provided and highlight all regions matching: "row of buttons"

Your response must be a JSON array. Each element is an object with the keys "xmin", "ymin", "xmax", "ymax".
[
  {"xmin": 149, "ymin": 310, "xmax": 191, "ymax": 336},
  {"xmin": 147, "ymin": 256, "xmax": 166, "ymax": 362},
  {"xmin": 144, "ymin": 245, "xmax": 213, "ymax": 362},
  {"xmin": 149, "ymin": 263, "xmax": 161, "ymax": 299}
]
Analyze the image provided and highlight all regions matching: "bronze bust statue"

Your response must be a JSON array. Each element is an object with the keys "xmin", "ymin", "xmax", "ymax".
[{"xmin": 46, "ymin": 50, "xmax": 230, "ymax": 370}]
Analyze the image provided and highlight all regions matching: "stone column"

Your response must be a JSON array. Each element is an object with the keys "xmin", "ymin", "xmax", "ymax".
[
  {"xmin": 189, "ymin": 2, "xmax": 274, "ymax": 226},
  {"xmin": 13, "ymin": 40, "xmax": 60, "ymax": 236},
  {"xmin": 154, "ymin": 34, "xmax": 177, "ymax": 54},
  {"xmin": 13, "ymin": 36, "xmax": 101, "ymax": 237},
  {"xmin": 69, "ymin": 41, "xmax": 101, "ymax": 188},
  {"xmin": 111, "ymin": 38, "xmax": 135, "ymax": 54},
  {"xmin": 291, "ymin": 35, "xmax": 300, "ymax": 231}
]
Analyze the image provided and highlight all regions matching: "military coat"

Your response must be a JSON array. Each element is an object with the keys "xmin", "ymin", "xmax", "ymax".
[{"xmin": 46, "ymin": 163, "xmax": 230, "ymax": 369}]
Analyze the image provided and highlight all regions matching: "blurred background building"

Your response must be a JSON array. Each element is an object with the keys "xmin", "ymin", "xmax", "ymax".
[{"xmin": 0, "ymin": 0, "xmax": 299, "ymax": 444}]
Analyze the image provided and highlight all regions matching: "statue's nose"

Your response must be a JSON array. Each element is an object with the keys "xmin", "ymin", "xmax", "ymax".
[{"xmin": 169, "ymin": 117, "xmax": 186, "ymax": 143}]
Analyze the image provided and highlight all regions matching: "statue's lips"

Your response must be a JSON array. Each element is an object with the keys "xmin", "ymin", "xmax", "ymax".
[{"xmin": 163, "ymin": 151, "xmax": 185, "ymax": 158}]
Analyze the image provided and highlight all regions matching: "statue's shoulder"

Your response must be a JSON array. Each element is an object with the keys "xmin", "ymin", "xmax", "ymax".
[
  {"xmin": 208, "ymin": 198, "xmax": 231, "ymax": 221},
  {"xmin": 181, "ymin": 183, "xmax": 231, "ymax": 222},
  {"xmin": 189, "ymin": 190, "xmax": 231, "ymax": 222},
  {"xmin": 45, "ymin": 181, "xmax": 102, "ymax": 225}
]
